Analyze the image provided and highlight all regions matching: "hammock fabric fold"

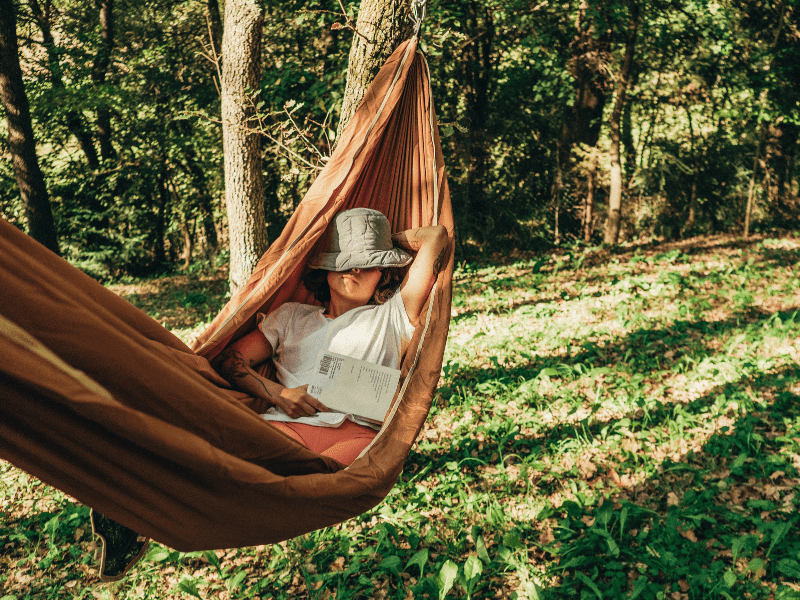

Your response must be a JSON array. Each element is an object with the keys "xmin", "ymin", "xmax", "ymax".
[{"xmin": 0, "ymin": 38, "xmax": 453, "ymax": 551}]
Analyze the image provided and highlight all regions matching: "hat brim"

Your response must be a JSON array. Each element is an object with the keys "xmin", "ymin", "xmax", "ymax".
[{"xmin": 309, "ymin": 248, "xmax": 413, "ymax": 271}]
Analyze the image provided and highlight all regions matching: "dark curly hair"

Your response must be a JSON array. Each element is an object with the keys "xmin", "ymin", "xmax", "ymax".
[{"xmin": 302, "ymin": 267, "xmax": 405, "ymax": 306}]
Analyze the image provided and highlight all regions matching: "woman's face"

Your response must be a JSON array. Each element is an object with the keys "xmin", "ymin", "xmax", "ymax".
[{"xmin": 327, "ymin": 267, "xmax": 382, "ymax": 307}]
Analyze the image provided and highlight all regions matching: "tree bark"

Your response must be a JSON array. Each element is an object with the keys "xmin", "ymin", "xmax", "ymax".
[
  {"xmin": 221, "ymin": 0, "xmax": 267, "ymax": 294},
  {"xmin": 0, "ymin": 0, "xmax": 59, "ymax": 255},
  {"xmin": 91, "ymin": 0, "xmax": 115, "ymax": 161},
  {"xmin": 604, "ymin": 0, "xmax": 639, "ymax": 245},
  {"xmin": 336, "ymin": 0, "xmax": 413, "ymax": 139}
]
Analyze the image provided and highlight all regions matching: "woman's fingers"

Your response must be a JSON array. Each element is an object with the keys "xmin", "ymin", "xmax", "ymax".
[{"xmin": 280, "ymin": 387, "xmax": 330, "ymax": 417}]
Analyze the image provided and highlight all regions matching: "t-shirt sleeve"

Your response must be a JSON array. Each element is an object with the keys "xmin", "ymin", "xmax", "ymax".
[
  {"xmin": 388, "ymin": 288, "xmax": 416, "ymax": 341},
  {"xmin": 259, "ymin": 304, "xmax": 295, "ymax": 352}
]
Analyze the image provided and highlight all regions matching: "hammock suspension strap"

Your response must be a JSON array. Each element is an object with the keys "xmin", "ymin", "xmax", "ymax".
[{"xmin": 410, "ymin": 0, "xmax": 427, "ymax": 37}]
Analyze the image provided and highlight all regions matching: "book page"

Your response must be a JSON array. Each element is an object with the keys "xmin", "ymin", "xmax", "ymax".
[{"xmin": 307, "ymin": 351, "xmax": 401, "ymax": 423}]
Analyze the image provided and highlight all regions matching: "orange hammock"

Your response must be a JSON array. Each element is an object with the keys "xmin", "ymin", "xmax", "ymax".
[{"xmin": 0, "ymin": 38, "xmax": 453, "ymax": 551}]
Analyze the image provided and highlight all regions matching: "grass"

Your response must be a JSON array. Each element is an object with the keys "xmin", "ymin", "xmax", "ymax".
[{"xmin": 2, "ymin": 232, "xmax": 800, "ymax": 599}]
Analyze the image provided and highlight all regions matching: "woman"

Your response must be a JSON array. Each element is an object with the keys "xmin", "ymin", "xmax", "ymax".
[{"xmin": 217, "ymin": 207, "xmax": 448, "ymax": 465}]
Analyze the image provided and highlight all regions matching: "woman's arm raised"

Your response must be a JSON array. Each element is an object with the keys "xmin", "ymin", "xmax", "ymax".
[
  {"xmin": 218, "ymin": 330, "xmax": 328, "ymax": 418},
  {"xmin": 391, "ymin": 224, "xmax": 449, "ymax": 325}
]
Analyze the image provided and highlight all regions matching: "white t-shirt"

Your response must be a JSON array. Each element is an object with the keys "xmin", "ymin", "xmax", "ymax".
[{"xmin": 259, "ymin": 290, "xmax": 415, "ymax": 427}]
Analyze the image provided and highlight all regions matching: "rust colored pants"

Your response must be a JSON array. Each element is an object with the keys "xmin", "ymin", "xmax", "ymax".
[{"xmin": 270, "ymin": 420, "xmax": 377, "ymax": 466}]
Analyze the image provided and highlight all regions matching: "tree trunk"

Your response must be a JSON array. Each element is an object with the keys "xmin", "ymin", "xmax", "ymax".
[
  {"xmin": 604, "ymin": 0, "xmax": 639, "ymax": 245},
  {"xmin": 206, "ymin": 0, "xmax": 223, "ymax": 64},
  {"xmin": 744, "ymin": 127, "xmax": 766, "ymax": 238},
  {"xmin": 0, "ymin": 0, "xmax": 59, "ymax": 255},
  {"xmin": 460, "ymin": 2, "xmax": 494, "ymax": 241},
  {"xmin": 91, "ymin": 0, "xmax": 115, "ymax": 162},
  {"xmin": 27, "ymin": 0, "xmax": 100, "ymax": 169},
  {"xmin": 771, "ymin": 123, "xmax": 798, "ymax": 223},
  {"xmin": 559, "ymin": 2, "xmax": 609, "ymax": 166},
  {"xmin": 221, "ymin": 0, "xmax": 267, "ymax": 294},
  {"xmin": 556, "ymin": 2, "xmax": 609, "ymax": 239},
  {"xmin": 336, "ymin": 0, "xmax": 413, "ymax": 139},
  {"xmin": 584, "ymin": 149, "xmax": 599, "ymax": 242}
]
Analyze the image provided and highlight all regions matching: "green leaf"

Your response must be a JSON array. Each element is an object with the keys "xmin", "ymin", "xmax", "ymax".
[
  {"xmin": 723, "ymin": 570, "xmax": 736, "ymax": 588},
  {"xmin": 177, "ymin": 576, "xmax": 202, "ymax": 598},
  {"xmin": 406, "ymin": 548, "xmax": 429, "ymax": 577},
  {"xmin": 731, "ymin": 535, "xmax": 748, "ymax": 560},
  {"xmin": 380, "ymin": 555, "xmax": 402, "ymax": 576},
  {"xmin": 464, "ymin": 555, "xmax": 483, "ymax": 582},
  {"xmin": 204, "ymin": 549, "xmax": 221, "ymax": 570},
  {"xmin": 628, "ymin": 576, "xmax": 647, "ymax": 599},
  {"xmin": 597, "ymin": 501, "xmax": 613, "ymax": 527},
  {"xmin": 503, "ymin": 532, "xmax": 524, "ymax": 549},
  {"xmin": 747, "ymin": 558, "xmax": 765, "ymax": 572},
  {"xmin": 437, "ymin": 560, "xmax": 459, "ymax": 600},
  {"xmin": 777, "ymin": 559, "xmax": 800, "ymax": 578},
  {"xmin": 148, "ymin": 547, "xmax": 174, "ymax": 562},
  {"xmin": 476, "ymin": 535, "xmax": 490, "ymax": 564},
  {"xmin": 768, "ymin": 522, "xmax": 792, "ymax": 557},
  {"xmin": 227, "ymin": 570, "xmax": 247, "ymax": 592},
  {"xmin": 575, "ymin": 571, "xmax": 603, "ymax": 599}
]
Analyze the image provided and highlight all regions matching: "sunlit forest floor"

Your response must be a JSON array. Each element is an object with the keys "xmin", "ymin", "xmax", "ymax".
[{"xmin": 2, "ymin": 232, "xmax": 800, "ymax": 600}]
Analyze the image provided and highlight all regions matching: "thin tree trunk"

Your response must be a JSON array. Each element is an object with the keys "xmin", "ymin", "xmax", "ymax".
[
  {"xmin": 92, "ymin": 0, "xmax": 115, "ymax": 161},
  {"xmin": 605, "ymin": 0, "xmax": 639, "ymax": 245},
  {"xmin": 206, "ymin": 0, "xmax": 223, "ymax": 64},
  {"xmin": 0, "ymin": 0, "xmax": 59, "ymax": 254},
  {"xmin": 221, "ymin": 0, "xmax": 267, "ymax": 294},
  {"xmin": 744, "ymin": 127, "xmax": 766, "ymax": 237},
  {"xmin": 27, "ymin": 0, "xmax": 100, "ymax": 169},
  {"xmin": 336, "ymin": 0, "xmax": 413, "ymax": 139},
  {"xmin": 584, "ymin": 149, "xmax": 598, "ymax": 242}
]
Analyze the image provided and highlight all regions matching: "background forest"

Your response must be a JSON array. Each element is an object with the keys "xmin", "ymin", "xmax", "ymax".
[{"xmin": 1, "ymin": 0, "xmax": 798, "ymax": 280}]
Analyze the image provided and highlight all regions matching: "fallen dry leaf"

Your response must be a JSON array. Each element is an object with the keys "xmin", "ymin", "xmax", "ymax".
[{"xmin": 678, "ymin": 527, "xmax": 697, "ymax": 542}]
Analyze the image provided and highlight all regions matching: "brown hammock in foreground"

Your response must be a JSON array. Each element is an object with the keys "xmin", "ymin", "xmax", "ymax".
[{"xmin": 0, "ymin": 38, "xmax": 453, "ymax": 551}]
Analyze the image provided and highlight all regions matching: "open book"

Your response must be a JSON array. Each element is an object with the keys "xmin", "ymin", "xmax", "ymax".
[{"xmin": 307, "ymin": 350, "xmax": 401, "ymax": 423}]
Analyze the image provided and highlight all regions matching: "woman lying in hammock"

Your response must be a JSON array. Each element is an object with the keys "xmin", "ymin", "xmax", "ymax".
[{"xmin": 217, "ymin": 207, "xmax": 448, "ymax": 466}]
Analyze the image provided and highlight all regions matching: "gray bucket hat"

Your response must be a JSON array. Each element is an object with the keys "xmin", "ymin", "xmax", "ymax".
[{"xmin": 309, "ymin": 208, "xmax": 413, "ymax": 272}]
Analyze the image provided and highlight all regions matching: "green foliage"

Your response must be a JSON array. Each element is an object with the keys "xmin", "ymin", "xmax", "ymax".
[{"xmin": 4, "ymin": 0, "xmax": 798, "ymax": 274}]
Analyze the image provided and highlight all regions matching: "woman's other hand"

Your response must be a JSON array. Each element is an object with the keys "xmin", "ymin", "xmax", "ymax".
[{"xmin": 278, "ymin": 385, "xmax": 330, "ymax": 418}]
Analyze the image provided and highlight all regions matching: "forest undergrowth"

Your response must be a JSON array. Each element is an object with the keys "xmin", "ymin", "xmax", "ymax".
[{"xmin": 2, "ymin": 232, "xmax": 800, "ymax": 600}]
